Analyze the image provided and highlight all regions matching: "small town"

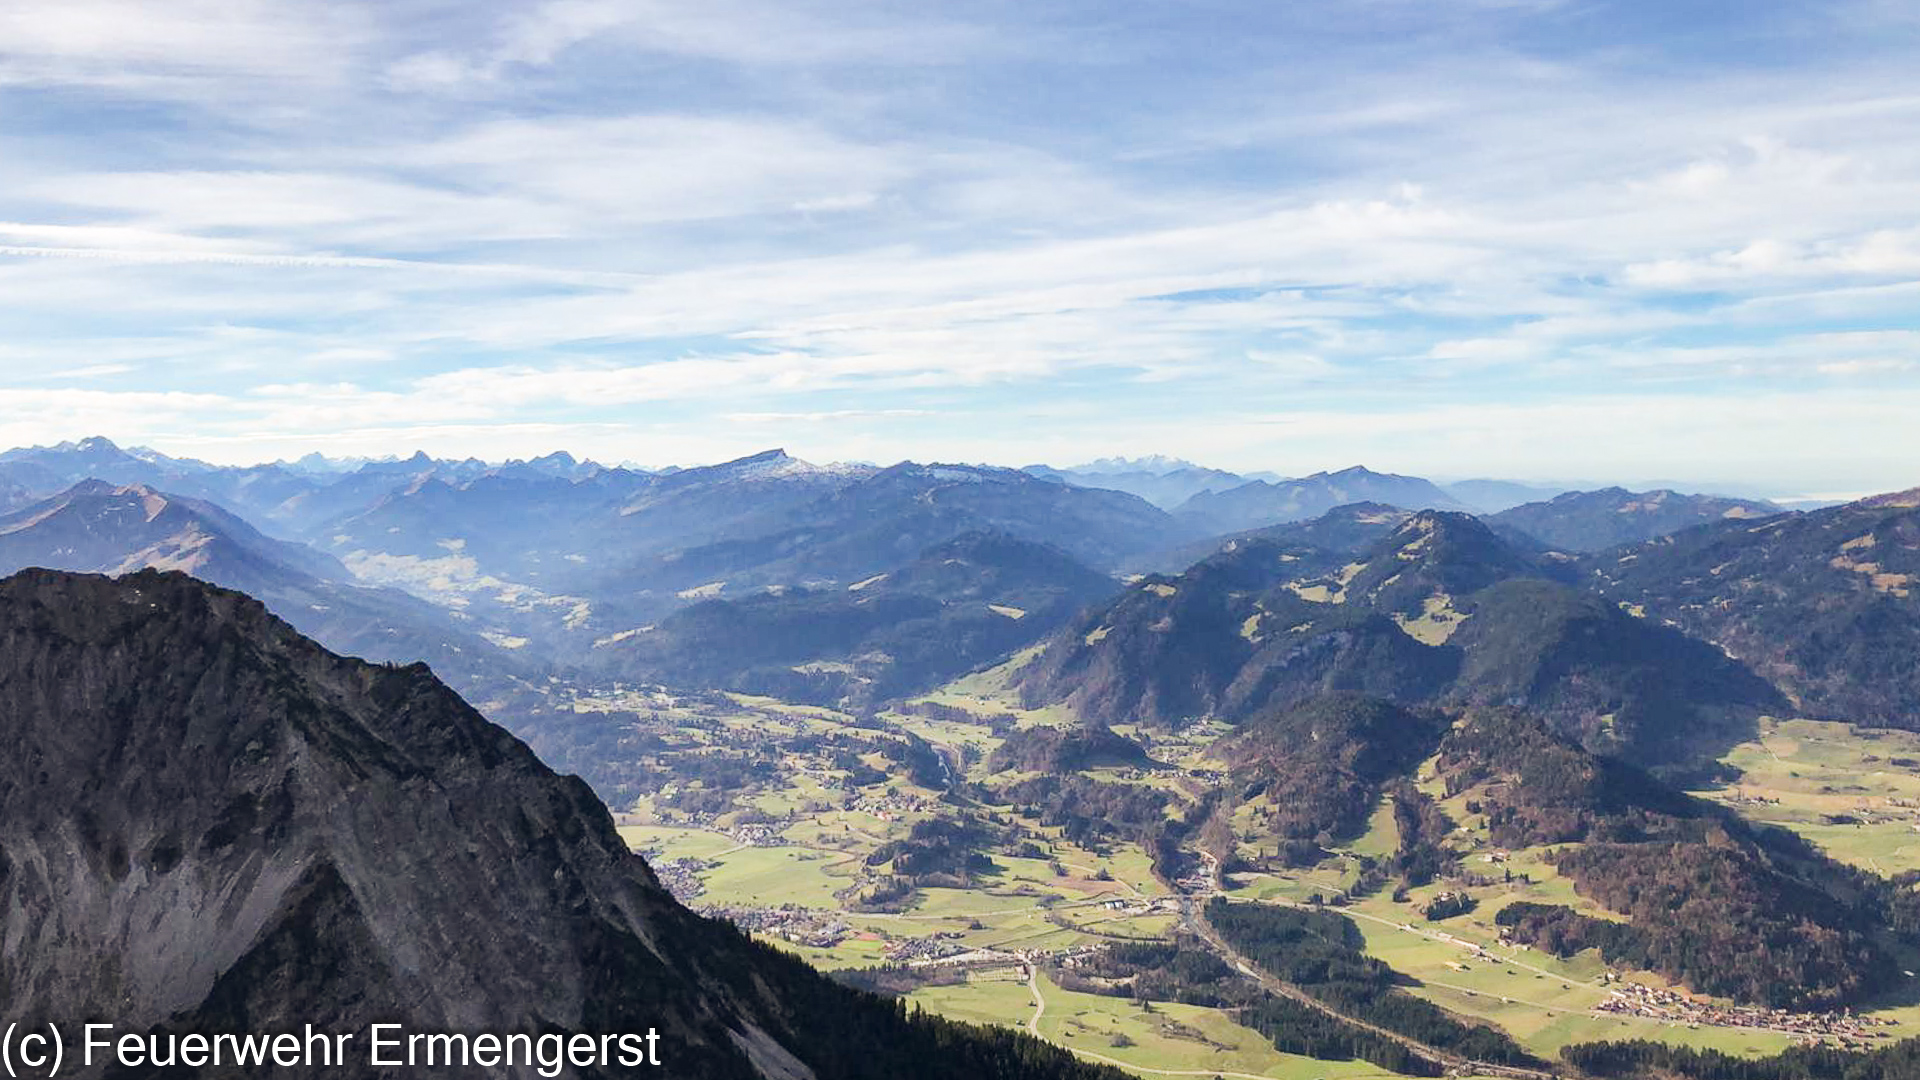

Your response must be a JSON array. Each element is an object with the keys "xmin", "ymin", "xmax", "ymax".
[{"xmin": 1596, "ymin": 982, "xmax": 1901, "ymax": 1045}]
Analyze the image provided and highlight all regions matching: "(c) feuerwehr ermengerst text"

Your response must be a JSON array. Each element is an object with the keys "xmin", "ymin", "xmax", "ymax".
[{"xmin": 0, "ymin": 1022, "xmax": 664, "ymax": 1076}]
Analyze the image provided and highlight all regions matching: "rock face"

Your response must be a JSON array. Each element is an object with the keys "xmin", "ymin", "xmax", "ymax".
[{"xmin": 0, "ymin": 569, "xmax": 1119, "ymax": 1080}]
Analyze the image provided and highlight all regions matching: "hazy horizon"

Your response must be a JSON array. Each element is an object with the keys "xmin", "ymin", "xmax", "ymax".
[{"xmin": 2, "ymin": 432, "xmax": 1887, "ymax": 504}]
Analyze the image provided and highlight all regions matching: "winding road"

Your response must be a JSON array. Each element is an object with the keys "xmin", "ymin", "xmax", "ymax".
[{"xmin": 1024, "ymin": 963, "xmax": 1409, "ymax": 1080}]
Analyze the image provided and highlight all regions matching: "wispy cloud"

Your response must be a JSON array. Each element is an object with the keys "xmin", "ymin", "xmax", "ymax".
[{"xmin": 0, "ymin": 0, "xmax": 1917, "ymax": 489}]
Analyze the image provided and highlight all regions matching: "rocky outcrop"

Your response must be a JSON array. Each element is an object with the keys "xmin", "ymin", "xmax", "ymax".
[{"xmin": 0, "ymin": 569, "xmax": 1121, "ymax": 1080}]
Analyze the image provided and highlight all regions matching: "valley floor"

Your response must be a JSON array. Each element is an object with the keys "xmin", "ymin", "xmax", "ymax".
[{"xmin": 548, "ymin": 669, "xmax": 1920, "ymax": 1078}]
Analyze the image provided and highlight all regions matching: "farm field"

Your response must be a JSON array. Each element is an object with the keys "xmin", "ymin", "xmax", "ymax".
[
  {"xmin": 911, "ymin": 971, "xmax": 1403, "ymax": 1080},
  {"xmin": 1691, "ymin": 717, "xmax": 1920, "ymax": 875},
  {"xmin": 582, "ymin": 673, "xmax": 1920, "ymax": 1079}
]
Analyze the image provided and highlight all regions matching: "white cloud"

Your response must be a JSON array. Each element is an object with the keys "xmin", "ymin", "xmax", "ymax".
[
  {"xmin": 385, "ymin": 0, "xmax": 993, "ymax": 92},
  {"xmin": 0, "ymin": 0, "xmax": 369, "ymax": 94},
  {"xmin": 1624, "ymin": 229, "xmax": 1920, "ymax": 288},
  {"xmin": 0, "ymin": 0, "xmax": 1918, "ymax": 489}
]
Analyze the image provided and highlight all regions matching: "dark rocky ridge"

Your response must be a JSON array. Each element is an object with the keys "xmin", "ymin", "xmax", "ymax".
[{"xmin": 0, "ymin": 569, "xmax": 1122, "ymax": 1080}]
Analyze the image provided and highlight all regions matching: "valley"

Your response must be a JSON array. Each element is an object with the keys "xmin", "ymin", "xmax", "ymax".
[
  {"xmin": 9, "ymin": 3, "xmax": 1916, "ymax": 1075},
  {"xmin": 540, "ymin": 658, "xmax": 1920, "ymax": 1078},
  {"xmin": 4, "ymin": 439, "xmax": 1919, "ymax": 1079}
]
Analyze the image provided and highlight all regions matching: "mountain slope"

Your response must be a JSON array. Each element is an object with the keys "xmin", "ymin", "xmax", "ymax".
[
  {"xmin": 1586, "ymin": 491, "xmax": 1920, "ymax": 725},
  {"xmin": 1490, "ymin": 487, "xmax": 1777, "ymax": 553},
  {"xmin": 1173, "ymin": 467, "xmax": 1475, "ymax": 534},
  {"xmin": 1211, "ymin": 695, "xmax": 1449, "ymax": 846},
  {"xmin": 1446, "ymin": 578, "xmax": 1784, "ymax": 763},
  {"xmin": 1335, "ymin": 511, "xmax": 1548, "ymax": 617},
  {"xmin": 1127, "ymin": 501, "xmax": 1412, "ymax": 576},
  {"xmin": 0, "ymin": 568, "xmax": 1124, "ymax": 1080},
  {"xmin": 1015, "ymin": 524, "xmax": 1462, "ymax": 726},
  {"xmin": 1017, "ymin": 511, "xmax": 1776, "ymax": 761},
  {"xmin": 1436, "ymin": 707, "xmax": 1915, "ymax": 1009},
  {"xmin": 601, "ymin": 531, "xmax": 1118, "ymax": 706},
  {"xmin": 0, "ymin": 482, "xmax": 522, "ymax": 690}
]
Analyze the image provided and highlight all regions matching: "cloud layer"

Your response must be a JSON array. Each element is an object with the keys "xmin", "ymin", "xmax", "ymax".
[{"xmin": 1, "ymin": 0, "xmax": 1917, "ymax": 489}]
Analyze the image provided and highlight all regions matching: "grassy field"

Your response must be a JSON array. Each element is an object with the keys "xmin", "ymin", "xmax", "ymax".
[
  {"xmin": 910, "ymin": 647, "xmax": 1086, "ymax": 730},
  {"xmin": 601, "ymin": 683, "xmax": 1920, "ymax": 1072},
  {"xmin": 1693, "ymin": 717, "xmax": 1920, "ymax": 875},
  {"xmin": 618, "ymin": 822, "xmax": 742, "ymax": 860},
  {"xmin": 764, "ymin": 933, "xmax": 894, "ymax": 970},
  {"xmin": 912, "ymin": 971, "xmax": 1405, "ymax": 1080},
  {"xmin": 700, "ymin": 845, "xmax": 860, "ymax": 907},
  {"xmin": 910, "ymin": 969, "xmax": 1034, "ymax": 1026}
]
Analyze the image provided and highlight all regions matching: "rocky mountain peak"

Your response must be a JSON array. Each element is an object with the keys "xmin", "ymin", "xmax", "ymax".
[{"xmin": 0, "ymin": 568, "xmax": 1124, "ymax": 1080}]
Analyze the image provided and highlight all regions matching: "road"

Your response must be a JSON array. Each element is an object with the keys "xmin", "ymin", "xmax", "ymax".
[
  {"xmin": 1179, "ymin": 896, "xmax": 1562, "ymax": 1080},
  {"xmin": 1023, "ymin": 963, "xmax": 1407, "ymax": 1080},
  {"xmin": 1026, "ymin": 964, "xmax": 1046, "ymax": 1037},
  {"xmin": 1307, "ymin": 898, "xmax": 1601, "ymax": 989}
]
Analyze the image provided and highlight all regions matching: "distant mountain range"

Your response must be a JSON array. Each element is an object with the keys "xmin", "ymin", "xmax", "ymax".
[
  {"xmin": 0, "ymin": 436, "xmax": 630, "ymax": 536},
  {"xmin": 0, "ymin": 481, "xmax": 526, "ymax": 692},
  {"xmin": 1487, "ymin": 487, "xmax": 1777, "ymax": 553},
  {"xmin": 1026, "ymin": 459, "xmax": 1577, "ymax": 516},
  {"xmin": 1171, "ymin": 467, "xmax": 1480, "ymax": 534},
  {"xmin": 1441, "ymin": 478, "xmax": 1574, "ymax": 513},
  {"xmin": 0, "ymin": 436, "xmax": 1907, "ymax": 745},
  {"xmin": 1024, "ymin": 457, "xmax": 1253, "ymax": 510}
]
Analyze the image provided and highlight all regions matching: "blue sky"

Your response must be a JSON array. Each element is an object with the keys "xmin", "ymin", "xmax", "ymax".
[{"xmin": 0, "ymin": 0, "xmax": 1917, "ymax": 495}]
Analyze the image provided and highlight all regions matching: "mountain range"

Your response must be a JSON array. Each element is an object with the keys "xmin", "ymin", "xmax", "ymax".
[
  {"xmin": 599, "ymin": 530, "xmax": 1118, "ymax": 708},
  {"xmin": 1016, "ymin": 510, "xmax": 1782, "ymax": 765},
  {"xmin": 1171, "ymin": 467, "xmax": 1480, "ymax": 535},
  {"xmin": 1023, "ymin": 457, "xmax": 1256, "ymax": 509},
  {"xmin": 0, "ymin": 481, "xmax": 523, "ymax": 693},
  {"xmin": 1587, "ymin": 488, "xmax": 1920, "ymax": 726},
  {"xmin": 0, "ymin": 435, "xmax": 1905, "ymax": 751},
  {"xmin": 1487, "ymin": 486, "xmax": 1777, "ymax": 553},
  {"xmin": 7, "ymin": 433, "xmax": 1920, "ymax": 1075}
]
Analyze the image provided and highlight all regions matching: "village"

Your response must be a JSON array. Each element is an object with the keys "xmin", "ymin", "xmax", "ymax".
[
  {"xmin": 1595, "ymin": 981, "xmax": 1901, "ymax": 1045},
  {"xmin": 704, "ymin": 905, "xmax": 862, "ymax": 951}
]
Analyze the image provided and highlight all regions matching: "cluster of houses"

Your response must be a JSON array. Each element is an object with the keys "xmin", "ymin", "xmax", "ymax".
[
  {"xmin": 709, "ymin": 905, "xmax": 857, "ymax": 949},
  {"xmin": 1596, "ymin": 982, "xmax": 1900, "ymax": 1043},
  {"xmin": 649, "ymin": 857, "xmax": 710, "ymax": 904},
  {"xmin": 846, "ymin": 791, "xmax": 930, "ymax": 820},
  {"xmin": 729, "ymin": 821, "xmax": 787, "ymax": 846},
  {"xmin": 1095, "ymin": 897, "xmax": 1180, "ymax": 916},
  {"xmin": 883, "ymin": 931, "xmax": 972, "ymax": 963}
]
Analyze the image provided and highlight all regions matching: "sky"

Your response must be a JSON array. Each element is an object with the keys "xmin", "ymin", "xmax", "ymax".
[{"xmin": 0, "ymin": 1, "xmax": 1917, "ymax": 496}]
